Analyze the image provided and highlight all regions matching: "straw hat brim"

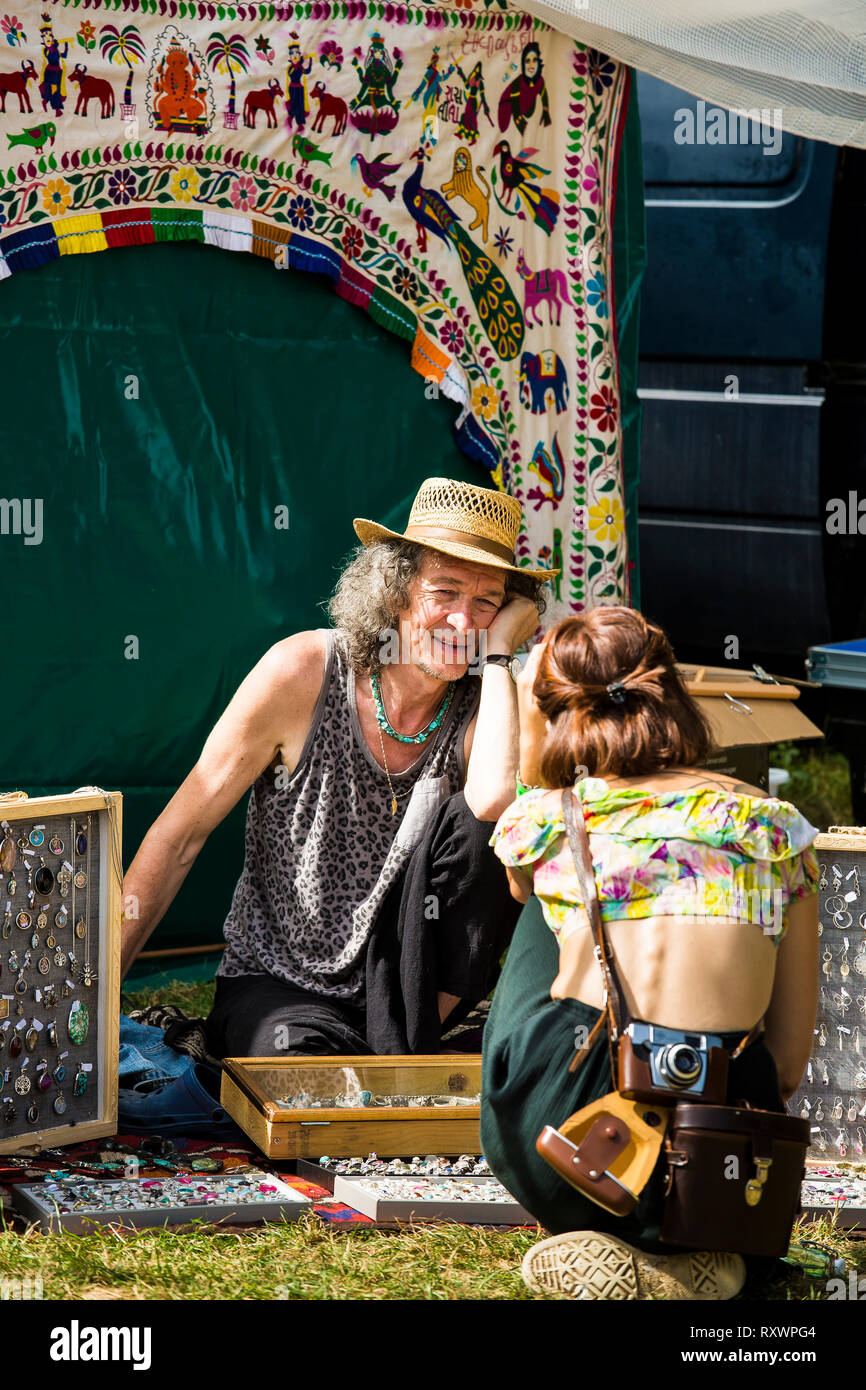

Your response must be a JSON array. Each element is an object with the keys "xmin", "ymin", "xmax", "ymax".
[{"xmin": 353, "ymin": 518, "xmax": 560, "ymax": 584}]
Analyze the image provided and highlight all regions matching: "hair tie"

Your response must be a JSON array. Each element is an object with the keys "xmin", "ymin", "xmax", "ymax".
[{"xmin": 606, "ymin": 681, "xmax": 627, "ymax": 704}]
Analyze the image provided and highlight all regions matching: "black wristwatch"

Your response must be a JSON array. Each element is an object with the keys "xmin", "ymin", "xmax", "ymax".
[{"xmin": 482, "ymin": 652, "xmax": 523, "ymax": 682}]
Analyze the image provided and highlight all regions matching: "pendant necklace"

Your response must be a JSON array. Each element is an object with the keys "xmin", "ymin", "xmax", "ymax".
[
  {"xmin": 370, "ymin": 668, "xmax": 454, "ymax": 745},
  {"xmin": 376, "ymin": 723, "xmax": 418, "ymax": 817}
]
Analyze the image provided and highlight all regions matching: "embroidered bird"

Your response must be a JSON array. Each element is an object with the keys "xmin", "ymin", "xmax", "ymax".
[
  {"xmin": 402, "ymin": 150, "xmax": 524, "ymax": 363},
  {"xmin": 291, "ymin": 133, "xmax": 332, "ymax": 167},
  {"xmin": 350, "ymin": 151, "xmax": 401, "ymax": 202},
  {"xmin": 492, "ymin": 140, "xmax": 559, "ymax": 235},
  {"xmin": 7, "ymin": 122, "xmax": 56, "ymax": 154},
  {"xmin": 527, "ymin": 433, "xmax": 565, "ymax": 508}
]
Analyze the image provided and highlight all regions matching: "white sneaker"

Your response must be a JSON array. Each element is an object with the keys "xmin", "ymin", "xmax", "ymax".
[{"xmin": 522, "ymin": 1231, "xmax": 747, "ymax": 1301}]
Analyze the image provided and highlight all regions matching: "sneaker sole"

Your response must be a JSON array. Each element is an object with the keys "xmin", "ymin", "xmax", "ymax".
[{"xmin": 522, "ymin": 1232, "xmax": 746, "ymax": 1301}]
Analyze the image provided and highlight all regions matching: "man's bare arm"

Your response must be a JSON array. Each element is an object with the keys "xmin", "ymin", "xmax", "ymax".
[{"xmin": 120, "ymin": 630, "xmax": 326, "ymax": 976}]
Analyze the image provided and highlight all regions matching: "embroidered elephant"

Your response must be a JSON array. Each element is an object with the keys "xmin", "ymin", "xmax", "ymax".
[{"xmin": 518, "ymin": 349, "xmax": 569, "ymax": 415}]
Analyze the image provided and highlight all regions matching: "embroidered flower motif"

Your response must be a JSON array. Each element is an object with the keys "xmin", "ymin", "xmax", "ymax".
[
  {"xmin": 255, "ymin": 33, "xmax": 274, "ymax": 64},
  {"xmin": 1, "ymin": 14, "xmax": 25, "ymax": 44},
  {"xmin": 342, "ymin": 225, "xmax": 363, "ymax": 260},
  {"xmin": 582, "ymin": 159, "xmax": 600, "ymax": 206},
  {"xmin": 318, "ymin": 39, "xmax": 343, "ymax": 70},
  {"xmin": 41, "ymin": 177, "xmax": 72, "ymax": 215},
  {"xmin": 589, "ymin": 385, "xmax": 617, "ymax": 431},
  {"xmin": 171, "ymin": 165, "xmax": 200, "ymax": 203},
  {"xmin": 587, "ymin": 497, "xmax": 623, "ymax": 542},
  {"xmin": 439, "ymin": 319, "xmax": 464, "ymax": 355},
  {"xmin": 472, "ymin": 381, "xmax": 499, "ymax": 420},
  {"xmin": 230, "ymin": 174, "xmax": 257, "ymax": 213},
  {"xmin": 287, "ymin": 194, "xmax": 314, "ymax": 230},
  {"xmin": 393, "ymin": 265, "xmax": 417, "ymax": 301},
  {"xmin": 585, "ymin": 272, "xmax": 607, "ymax": 317},
  {"xmin": 587, "ymin": 50, "xmax": 616, "ymax": 95},
  {"xmin": 493, "ymin": 226, "xmax": 514, "ymax": 259},
  {"xmin": 108, "ymin": 169, "xmax": 137, "ymax": 206},
  {"xmin": 76, "ymin": 19, "xmax": 96, "ymax": 50}
]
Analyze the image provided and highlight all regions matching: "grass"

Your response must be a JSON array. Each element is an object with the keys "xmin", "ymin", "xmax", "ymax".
[{"xmin": 0, "ymin": 740, "xmax": 859, "ymax": 1301}]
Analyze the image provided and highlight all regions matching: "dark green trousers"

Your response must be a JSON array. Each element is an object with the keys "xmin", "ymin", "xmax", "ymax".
[{"xmin": 481, "ymin": 895, "xmax": 786, "ymax": 1247}]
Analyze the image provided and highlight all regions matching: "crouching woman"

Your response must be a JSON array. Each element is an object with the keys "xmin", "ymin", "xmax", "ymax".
[{"xmin": 480, "ymin": 607, "xmax": 819, "ymax": 1301}]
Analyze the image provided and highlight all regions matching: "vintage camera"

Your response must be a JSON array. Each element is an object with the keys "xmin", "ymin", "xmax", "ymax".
[{"xmin": 618, "ymin": 1022, "xmax": 729, "ymax": 1106}]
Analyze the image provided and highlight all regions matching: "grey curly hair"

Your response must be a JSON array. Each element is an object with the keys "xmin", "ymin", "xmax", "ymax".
[{"xmin": 327, "ymin": 539, "xmax": 549, "ymax": 674}]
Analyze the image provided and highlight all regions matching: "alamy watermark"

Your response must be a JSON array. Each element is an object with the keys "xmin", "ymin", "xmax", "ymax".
[
  {"xmin": 0, "ymin": 498, "xmax": 42, "ymax": 546},
  {"xmin": 674, "ymin": 101, "xmax": 784, "ymax": 156}
]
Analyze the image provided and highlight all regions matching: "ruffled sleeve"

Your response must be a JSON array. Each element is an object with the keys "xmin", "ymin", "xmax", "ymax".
[
  {"xmin": 779, "ymin": 844, "xmax": 821, "ymax": 903},
  {"xmin": 490, "ymin": 787, "xmax": 565, "ymax": 868}
]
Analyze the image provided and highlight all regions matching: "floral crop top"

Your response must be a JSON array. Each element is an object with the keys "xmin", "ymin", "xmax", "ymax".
[{"xmin": 490, "ymin": 779, "xmax": 820, "ymax": 947}]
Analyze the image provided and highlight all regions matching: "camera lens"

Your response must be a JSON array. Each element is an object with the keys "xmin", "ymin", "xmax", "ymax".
[{"xmin": 657, "ymin": 1043, "xmax": 702, "ymax": 1088}]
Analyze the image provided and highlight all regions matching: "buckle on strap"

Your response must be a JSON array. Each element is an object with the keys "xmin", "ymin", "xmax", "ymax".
[{"xmin": 745, "ymin": 1156, "xmax": 773, "ymax": 1207}]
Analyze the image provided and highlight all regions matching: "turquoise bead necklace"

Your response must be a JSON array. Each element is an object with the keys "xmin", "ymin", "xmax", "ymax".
[{"xmin": 370, "ymin": 668, "xmax": 455, "ymax": 746}]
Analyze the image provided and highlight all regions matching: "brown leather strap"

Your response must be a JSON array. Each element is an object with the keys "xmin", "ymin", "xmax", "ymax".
[
  {"xmin": 404, "ymin": 524, "xmax": 515, "ymax": 564},
  {"xmin": 561, "ymin": 787, "xmax": 627, "ymax": 1041},
  {"xmin": 567, "ymin": 1005, "xmax": 609, "ymax": 1074}
]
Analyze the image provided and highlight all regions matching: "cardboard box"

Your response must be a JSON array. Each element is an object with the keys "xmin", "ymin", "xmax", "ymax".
[{"xmin": 677, "ymin": 664, "xmax": 823, "ymax": 792}]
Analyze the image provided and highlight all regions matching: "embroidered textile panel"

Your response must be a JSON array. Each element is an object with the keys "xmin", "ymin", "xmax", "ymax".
[{"xmin": 0, "ymin": 1, "xmax": 630, "ymax": 611}]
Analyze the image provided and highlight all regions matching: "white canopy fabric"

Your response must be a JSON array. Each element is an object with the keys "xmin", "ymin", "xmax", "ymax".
[{"xmin": 519, "ymin": 0, "xmax": 866, "ymax": 147}]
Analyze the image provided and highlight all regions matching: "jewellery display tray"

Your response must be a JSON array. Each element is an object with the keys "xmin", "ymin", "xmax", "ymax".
[
  {"xmin": 0, "ymin": 791, "xmax": 122, "ymax": 1155},
  {"xmin": 12, "ymin": 1169, "xmax": 309, "ymax": 1234},
  {"xmin": 331, "ymin": 1174, "xmax": 533, "ymax": 1225},
  {"xmin": 296, "ymin": 1155, "xmax": 487, "ymax": 1193},
  {"xmin": 790, "ymin": 827, "xmax": 866, "ymax": 1166},
  {"xmin": 220, "ymin": 1056, "xmax": 482, "ymax": 1158},
  {"xmin": 800, "ymin": 1160, "xmax": 866, "ymax": 1231}
]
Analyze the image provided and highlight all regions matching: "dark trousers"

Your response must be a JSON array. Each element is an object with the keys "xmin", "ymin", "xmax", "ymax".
[
  {"xmin": 205, "ymin": 792, "xmax": 520, "ymax": 1060},
  {"xmin": 481, "ymin": 895, "xmax": 787, "ymax": 1252}
]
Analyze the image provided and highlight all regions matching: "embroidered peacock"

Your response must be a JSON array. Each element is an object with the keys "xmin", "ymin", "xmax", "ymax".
[{"xmin": 402, "ymin": 150, "xmax": 524, "ymax": 362}]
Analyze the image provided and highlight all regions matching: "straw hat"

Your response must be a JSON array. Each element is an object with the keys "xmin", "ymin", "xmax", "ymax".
[{"xmin": 353, "ymin": 477, "xmax": 559, "ymax": 583}]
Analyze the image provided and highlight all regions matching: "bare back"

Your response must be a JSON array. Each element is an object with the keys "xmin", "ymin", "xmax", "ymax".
[{"xmin": 549, "ymin": 768, "xmax": 805, "ymax": 1033}]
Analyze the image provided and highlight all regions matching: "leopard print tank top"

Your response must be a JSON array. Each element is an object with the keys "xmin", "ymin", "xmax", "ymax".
[{"xmin": 217, "ymin": 628, "xmax": 481, "ymax": 1000}]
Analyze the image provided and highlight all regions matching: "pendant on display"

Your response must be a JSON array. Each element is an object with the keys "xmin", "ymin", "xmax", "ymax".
[
  {"xmin": 24, "ymin": 1025, "xmax": 37, "ymax": 1051},
  {"xmin": 53, "ymin": 1063, "xmax": 66, "ymax": 1084},
  {"xmin": 54, "ymin": 951, "xmax": 66, "ymax": 968},
  {"xmin": 73, "ymin": 1067, "xmax": 87, "ymax": 1098},
  {"xmin": 1, "ymin": 911, "xmax": 11, "ymax": 939},
  {"xmin": 82, "ymin": 966, "xmax": 95, "ymax": 988},
  {"xmin": 5, "ymin": 877, "xmax": 14, "ymax": 897},
  {"xmin": 36, "ymin": 909, "xmax": 48, "ymax": 931},
  {"xmin": 42, "ymin": 984, "xmax": 57, "ymax": 1009},
  {"xmin": 15, "ymin": 911, "xmax": 30, "ymax": 931},
  {"xmin": 48, "ymin": 835, "xmax": 63, "ymax": 856},
  {"xmin": 14, "ymin": 973, "xmax": 26, "ymax": 996},
  {"xmin": 38, "ymin": 1070, "xmax": 51, "ymax": 1093},
  {"xmin": 0, "ymin": 830, "xmax": 15, "ymax": 873},
  {"xmin": 29, "ymin": 932, "xmax": 38, "ymax": 950},
  {"xmin": 46, "ymin": 1021, "xmax": 57, "ymax": 1048},
  {"xmin": 3, "ymin": 1099, "xmax": 15, "ymax": 1124},
  {"xmin": 75, "ymin": 826, "xmax": 87, "ymax": 857},
  {"xmin": 189, "ymin": 1156, "xmax": 222, "ymax": 1173},
  {"xmin": 34, "ymin": 861, "xmax": 54, "ymax": 896},
  {"xmin": 75, "ymin": 918, "xmax": 86, "ymax": 941},
  {"xmin": 14, "ymin": 1073, "xmax": 30, "ymax": 1095},
  {"xmin": 28, "ymin": 829, "xmax": 44, "ymax": 849},
  {"xmin": 55, "ymin": 907, "xmax": 67, "ymax": 930},
  {"xmin": 9, "ymin": 1034, "xmax": 22, "ymax": 1060},
  {"xmin": 37, "ymin": 956, "xmax": 50, "ymax": 976},
  {"xmin": 73, "ymin": 870, "xmax": 87, "ymax": 890},
  {"xmin": 45, "ymin": 933, "xmax": 55, "ymax": 950},
  {"xmin": 67, "ymin": 999, "xmax": 89, "ymax": 1046},
  {"xmin": 53, "ymin": 1094, "xmax": 66, "ymax": 1115},
  {"xmin": 26, "ymin": 1103, "xmax": 38, "ymax": 1124}
]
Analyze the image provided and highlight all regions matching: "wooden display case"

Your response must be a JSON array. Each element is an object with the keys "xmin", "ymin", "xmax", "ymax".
[
  {"xmin": 220, "ymin": 1055, "xmax": 482, "ymax": 1158},
  {"xmin": 0, "ymin": 790, "xmax": 122, "ymax": 1155}
]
